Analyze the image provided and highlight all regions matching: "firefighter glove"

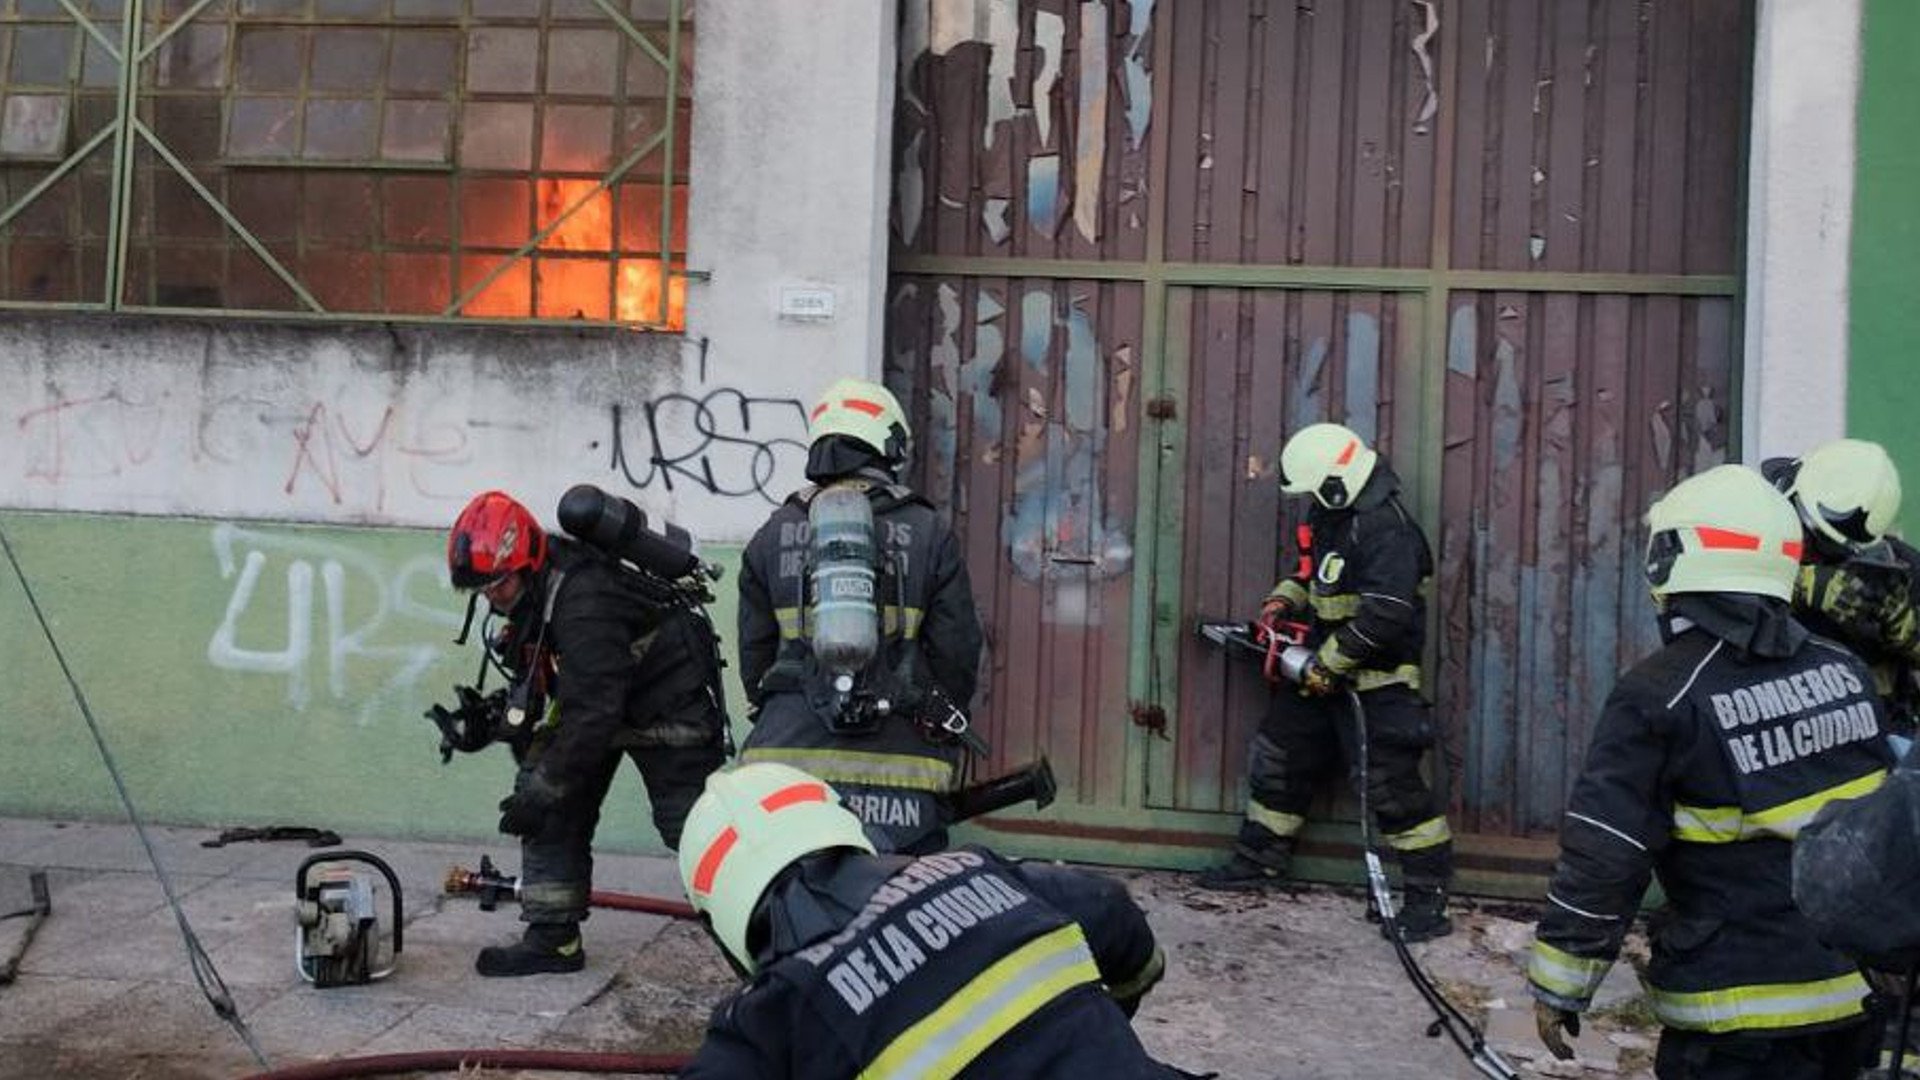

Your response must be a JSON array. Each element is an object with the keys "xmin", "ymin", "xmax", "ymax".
[
  {"xmin": 497, "ymin": 771, "xmax": 566, "ymax": 838},
  {"xmin": 1296, "ymin": 655, "xmax": 1344, "ymax": 697},
  {"xmin": 1533, "ymin": 1000, "xmax": 1579, "ymax": 1061}
]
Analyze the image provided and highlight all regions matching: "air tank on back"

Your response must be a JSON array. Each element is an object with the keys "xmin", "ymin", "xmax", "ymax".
[
  {"xmin": 556, "ymin": 484, "xmax": 702, "ymax": 580},
  {"xmin": 807, "ymin": 482, "xmax": 879, "ymax": 690}
]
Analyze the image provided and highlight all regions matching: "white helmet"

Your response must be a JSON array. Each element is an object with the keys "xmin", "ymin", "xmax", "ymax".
[
  {"xmin": 1644, "ymin": 465, "xmax": 1804, "ymax": 601},
  {"xmin": 1280, "ymin": 422, "xmax": 1379, "ymax": 509},
  {"xmin": 809, "ymin": 377, "xmax": 911, "ymax": 469},
  {"xmin": 1779, "ymin": 439, "xmax": 1902, "ymax": 552},
  {"xmin": 678, "ymin": 763, "xmax": 874, "ymax": 973}
]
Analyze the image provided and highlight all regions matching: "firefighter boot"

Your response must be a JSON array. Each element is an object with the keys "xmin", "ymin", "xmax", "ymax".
[
  {"xmin": 1387, "ymin": 886, "xmax": 1452, "ymax": 943},
  {"xmin": 475, "ymin": 921, "xmax": 586, "ymax": 977},
  {"xmin": 1195, "ymin": 844, "xmax": 1290, "ymax": 892}
]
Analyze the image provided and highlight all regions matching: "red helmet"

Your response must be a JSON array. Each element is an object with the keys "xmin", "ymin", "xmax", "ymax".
[{"xmin": 447, "ymin": 491, "xmax": 547, "ymax": 590}]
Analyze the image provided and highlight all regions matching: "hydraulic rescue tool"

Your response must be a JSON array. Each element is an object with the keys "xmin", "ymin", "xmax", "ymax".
[
  {"xmin": 295, "ymin": 850, "xmax": 404, "ymax": 988},
  {"xmin": 1195, "ymin": 617, "xmax": 1521, "ymax": 1080}
]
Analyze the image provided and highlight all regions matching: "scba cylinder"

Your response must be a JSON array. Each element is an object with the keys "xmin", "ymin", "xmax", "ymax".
[
  {"xmin": 808, "ymin": 484, "xmax": 879, "ymax": 683},
  {"xmin": 556, "ymin": 484, "xmax": 700, "ymax": 580}
]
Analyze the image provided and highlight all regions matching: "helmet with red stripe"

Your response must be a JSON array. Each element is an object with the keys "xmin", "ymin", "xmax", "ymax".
[
  {"xmin": 808, "ymin": 376, "xmax": 911, "ymax": 470},
  {"xmin": 447, "ymin": 490, "xmax": 548, "ymax": 590},
  {"xmin": 1280, "ymin": 422, "xmax": 1379, "ymax": 510},
  {"xmin": 678, "ymin": 763, "xmax": 874, "ymax": 972},
  {"xmin": 1644, "ymin": 465, "xmax": 1803, "ymax": 601}
]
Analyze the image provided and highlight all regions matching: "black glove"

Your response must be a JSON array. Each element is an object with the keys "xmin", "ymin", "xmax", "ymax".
[
  {"xmin": 497, "ymin": 771, "xmax": 566, "ymax": 837},
  {"xmin": 1534, "ymin": 1000, "xmax": 1580, "ymax": 1061}
]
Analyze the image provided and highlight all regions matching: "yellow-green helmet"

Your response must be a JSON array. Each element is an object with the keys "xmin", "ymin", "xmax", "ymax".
[
  {"xmin": 1644, "ymin": 465, "xmax": 1804, "ymax": 601},
  {"xmin": 1782, "ymin": 438, "xmax": 1902, "ymax": 551},
  {"xmin": 678, "ymin": 763, "xmax": 874, "ymax": 973},
  {"xmin": 809, "ymin": 377, "xmax": 911, "ymax": 469},
  {"xmin": 1280, "ymin": 422, "xmax": 1379, "ymax": 509}
]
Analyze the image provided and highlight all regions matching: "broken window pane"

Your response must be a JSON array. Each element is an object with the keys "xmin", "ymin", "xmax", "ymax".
[
  {"xmin": 153, "ymin": 25, "xmax": 228, "ymax": 89},
  {"xmin": 387, "ymin": 31, "xmax": 456, "ymax": 94},
  {"xmin": 536, "ymin": 177, "xmax": 613, "ymax": 253},
  {"xmin": 13, "ymin": 26, "xmax": 77, "ymax": 87},
  {"xmin": 302, "ymin": 99, "xmax": 378, "ymax": 160},
  {"xmin": 236, "ymin": 29, "xmax": 305, "ymax": 92},
  {"xmin": 548, "ymin": 29, "xmax": 617, "ymax": 96},
  {"xmin": 535, "ymin": 256, "xmax": 610, "ymax": 320},
  {"xmin": 381, "ymin": 100, "xmax": 449, "ymax": 163},
  {"xmin": 459, "ymin": 102, "xmax": 533, "ymax": 170},
  {"xmin": 466, "ymin": 28, "xmax": 539, "ymax": 94},
  {"xmin": 227, "ymin": 96, "xmax": 299, "ymax": 158},
  {"xmin": 458, "ymin": 255, "xmax": 531, "ymax": 317},
  {"xmin": 541, "ymin": 104, "xmax": 612, "ymax": 172},
  {"xmin": 0, "ymin": 95, "xmax": 70, "ymax": 158},
  {"xmin": 310, "ymin": 30, "xmax": 386, "ymax": 91}
]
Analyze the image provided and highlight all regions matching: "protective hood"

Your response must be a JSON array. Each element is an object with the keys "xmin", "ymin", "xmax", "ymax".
[{"xmin": 805, "ymin": 434, "xmax": 896, "ymax": 485}]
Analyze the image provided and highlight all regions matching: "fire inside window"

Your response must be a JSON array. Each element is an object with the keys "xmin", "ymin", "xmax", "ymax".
[{"xmin": 0, "ymin": 0, "xmax": 690, "ymax": 330}]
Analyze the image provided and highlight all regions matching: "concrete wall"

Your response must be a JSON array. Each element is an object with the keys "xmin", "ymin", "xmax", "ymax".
[
  {"xmin": 1846, "ymin": 0, "xmax": 1920, "ymax": 504},
  {"xmin": 1742, "ymin": 0, "xmax": 1863, "ymax": 463}
]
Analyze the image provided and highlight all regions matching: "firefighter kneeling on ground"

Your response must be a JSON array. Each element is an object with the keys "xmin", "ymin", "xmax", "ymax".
[
  {"xmin": 445, "ymin": 491, "xmax": 729, "ymax": 977},
  {"xmin": 674, "ymin": 762, "xmax": 1211, "ymax": 1078},
  {"xmin": 1196, "ymin": 422, "xmax": 1456, "ymax": 944},
  {"xmin": 1529, "ymin": 464, "xmax": 1894, "ymax": 1079},
  {"xmin": 737, "ymin": 377, "xmax": 984, "ymax": 854}
]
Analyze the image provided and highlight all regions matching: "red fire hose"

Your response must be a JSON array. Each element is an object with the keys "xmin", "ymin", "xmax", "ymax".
[
  {"xmin": 588, "ymin": 888, "xmax": 697, "ymax": 920},
  {"xmin": 238, "ymin": 1049, "xmax": 691, "ymax": 1079}
]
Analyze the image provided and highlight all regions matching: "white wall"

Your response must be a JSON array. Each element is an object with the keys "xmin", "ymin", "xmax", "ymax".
[
  {"xmin": 0, "ymin": 0, "xmax": 899, "ymax": 545},
  {"xmin": 1742, "ymin": 0, "xmax": 1863, "ymax": 462},
  {"xmin": 684, "ymin": 0, "xmax": 898, "ymax": 390}
]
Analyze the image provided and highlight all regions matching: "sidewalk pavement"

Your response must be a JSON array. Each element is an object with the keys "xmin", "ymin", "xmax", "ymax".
[{"xmin": 0, "ymin": 816, "xmax": 1654, "ymax": 1079}]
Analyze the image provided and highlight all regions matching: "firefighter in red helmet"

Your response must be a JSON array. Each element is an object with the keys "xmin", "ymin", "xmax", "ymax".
[{"xmin": 445, "ymin": 490, "xmax": 728, "ymax": 976}]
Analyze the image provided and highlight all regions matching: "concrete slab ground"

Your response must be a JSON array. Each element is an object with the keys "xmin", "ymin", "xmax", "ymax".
[{"xmin": 0, "ymin": 817, "xmax": 1656, "ymax": 1079}]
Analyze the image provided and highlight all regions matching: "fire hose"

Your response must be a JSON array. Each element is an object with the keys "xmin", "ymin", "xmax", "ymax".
[
  {"xmin": 1195, "ymin": 619, "xmax": 1520, "ymax": 1080},
  {"xmin": 444, "ymin": 856, "xmax": 698, "ymax": 919}
]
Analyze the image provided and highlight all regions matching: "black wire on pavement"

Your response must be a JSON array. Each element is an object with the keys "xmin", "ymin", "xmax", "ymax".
[
  {"xmin": 1348, "ymin": 688, "xmax": 1520, "ymax": 1080},
  {"xmin": 0, "ymin": 521, "xmax": 271, "ymax": 1070}
]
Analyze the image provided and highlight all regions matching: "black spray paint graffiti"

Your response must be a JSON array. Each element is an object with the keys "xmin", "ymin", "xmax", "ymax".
[{"xmin": 600, "ymin": 388, "xmax": 810, "ymax": 504}]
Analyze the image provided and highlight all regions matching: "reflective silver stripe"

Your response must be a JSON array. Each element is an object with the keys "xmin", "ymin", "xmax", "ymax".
[
  {"xmin": 739, "ymin": 747, "xmax": 956, "ymax": 793},
  {"xmin": 1565, "ymin": 811, "xmax": 1647, "ymax": 851},
  {"xmin": 1546, "ymin": 891, "xmax": 1622, "ymax": 922},
  {"xmin": 1665, "ymin": 640, "xmax": 1724, "ymax": 710}
]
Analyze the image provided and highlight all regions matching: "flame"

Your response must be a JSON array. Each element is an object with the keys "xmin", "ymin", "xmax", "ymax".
[{"xmin": 521, "ymin": 178, "xmax": 683, "ymax": 328}]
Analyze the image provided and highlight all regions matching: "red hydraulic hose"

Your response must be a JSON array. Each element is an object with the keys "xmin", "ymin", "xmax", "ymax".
[
  {"xmin": 239, "ymin": 1049, "xmax": 691, "ymax": 1079},
  {"xmin": 588, "ymin": 889, "xmax": 697, "ymax": 920}
]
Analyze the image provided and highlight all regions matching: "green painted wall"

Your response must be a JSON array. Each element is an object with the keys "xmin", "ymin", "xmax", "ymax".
[
  {"xmin": 0, "ymin": 511, "xmax": 749, "ymax": 856},
  {"xmin": 1849, "ymin": 0, "xmax": 1920, "ymax": 506}
]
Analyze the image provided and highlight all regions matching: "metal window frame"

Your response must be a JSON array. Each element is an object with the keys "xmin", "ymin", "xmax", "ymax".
[{"xmin": 0, "ymin": 0, "xmax": 688, "ymax": 329}]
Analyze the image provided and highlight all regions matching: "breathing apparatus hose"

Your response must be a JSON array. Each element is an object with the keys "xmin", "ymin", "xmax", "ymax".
[
  {"xmin": 236, "ymin": 1049, "xmax": 690, "ymax": 1079},
  {"xmin": 1347, "ymin": 687, "xmax": 1520, "ymax": 1080}
]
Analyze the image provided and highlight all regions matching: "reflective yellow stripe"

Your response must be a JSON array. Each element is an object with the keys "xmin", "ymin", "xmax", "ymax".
[
  {"xmin": 1528, "ymin": 940, "xmax": 1611, "ymax": 1001},
  {"xmin": 859, "ymin": 924, "xmax": 1099, "ymax": 1080},
  {"xmin": 1646, "ymin": 971, "xmax": 1870, "ymax": 1033},
  {"xmin": 1247, "ymin": 801, "xmax": 1305, "ymax": 838},
  {"xmin": 1353, "ymin": 664, "xmax": 1421, "ymax": 692},
  {"xmin": 1268, "ymin": 580, "xmax": 1309, "ymax": 608},
  {"xmin": 774, "ymin": 606, "xmax": 925, "ymax": 641},
  {"xmin": 1309, "ymin": 593, "xmax": 1361, "ymax": 620},
  {"xmin": 1384, "ymin": 815, "xmax": 1452, "ymax": 852},
  {"xmin": 1673, "ymin": 769, "xmax": 1887, "ymax": 843},
  {"xmin": 738, "ymin": 747, "xmax": 957, "ymax": 793},
  {"xmin": 1103, "ymin": 946, "xmax": 1165, "ymax": 1005}
]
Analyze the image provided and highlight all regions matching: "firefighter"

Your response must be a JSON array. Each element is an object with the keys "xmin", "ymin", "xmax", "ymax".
[
  {"xmin": 737, "ymin": 377, "xmax": 984, "ymax": 854},
  {"xmin": 446, "ymin": 491, "xmax": 728, "ymax": 976},
  {"xmin": 1764, "ymin": 438, "xmax": 1920, "ymax": 743},
  {"xmin": 1195, "ymin": 422, "xmax": 1456, "ymax": 944},
  {"xmin": 1529, "ymin": 464, "xmax": 1893, "ymax": 1078},
  {"xmin": 675, "ymin": 762, "xmax": 1201, "ymax": 1078}
]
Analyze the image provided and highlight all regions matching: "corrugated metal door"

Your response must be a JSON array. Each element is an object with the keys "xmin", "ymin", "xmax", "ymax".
[{"xmin": 889, "ymin": 0, "xmax": 1750, "ymax": 869}]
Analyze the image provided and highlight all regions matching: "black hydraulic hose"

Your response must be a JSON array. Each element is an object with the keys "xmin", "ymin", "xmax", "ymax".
[
  {"xmin": 237, "ymin": 1049, "xmax": 690, "ymax": 1079},
  {"xmin": 1348, "ymin": 688, "xmax": 1520, "ymax": 1080}
]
